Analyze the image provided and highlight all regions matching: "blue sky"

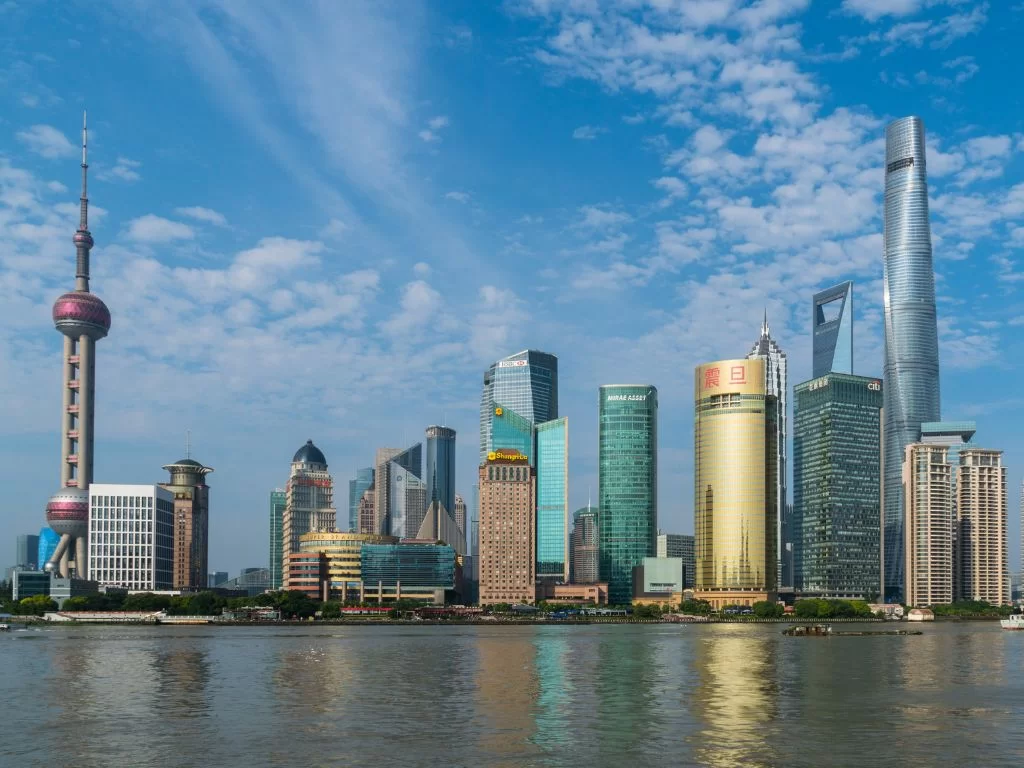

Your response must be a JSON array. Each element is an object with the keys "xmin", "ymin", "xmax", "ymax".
[{"xmin": 1, "ymin": 0, "xmax": 1022, "ymax": 578}]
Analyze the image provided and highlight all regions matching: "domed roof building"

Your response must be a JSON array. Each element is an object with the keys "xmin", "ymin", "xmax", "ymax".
[{"xmin": 293, "ymin": 439, "xmax": 327, "ymax": 468}]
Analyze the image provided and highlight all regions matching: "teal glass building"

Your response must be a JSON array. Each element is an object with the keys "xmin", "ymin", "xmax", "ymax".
[
  {"xmin": 490, "ymin": 404, "xmax": 536, "ymax": 466},
  {"xmin": 598, "ymin": 385, "xmax": 658, "ymax": 604},
  {"xmin": 360, "ymin": 543, "xmax": 456, "ymax": 589},
  {"xmin": 793, "ymin": 373, "xmax": 883, "ymax": 600},
  {"xmin": 536, "ymin": 417, "xmax": 569, "ymax": 582},
  {"xmin": 269, "ymin": 489, "xmax": 285, "ymax": 589},
  {"xmin": 348, "ymin": 467, "xmax": 374, "ymax": 534},
  {"xmin": 479, "ymin": 350, "xmax": 558, "ymax": 464}
]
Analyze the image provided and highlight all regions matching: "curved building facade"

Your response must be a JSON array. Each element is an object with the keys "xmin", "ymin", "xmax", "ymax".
[
  {"xmin": 598, "ymin": 385, "xmax": 657, "ymax": 605},
  {"xmin": 882, "ymin": 116, "xmax": 941, "ymax": 602},
  {"xmin": 693, "ymin": 359, "xmax": 777, "ymax": 608}
]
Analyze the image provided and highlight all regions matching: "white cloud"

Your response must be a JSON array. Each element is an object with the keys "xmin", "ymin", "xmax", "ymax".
[
  {"xmin": 842, "ymin": 0, "xmax": 923, "ymax": 21},
  {"xmin": 380, "ymin": 280, "xmax": 446, "ymax": 336},
  {"xmin": 98, "ymin": 157, "xmax": 142, "ymax": 183},
  {"xmin": 964, "ymin": 135, "xmax": 1012, "ymax": 162},
  {"xmin": 16, "ymin": 125, "xmax": 75, "ymax": 159},
  {"xmin": 577, "ymin": 205, "xmax": 632, "ymax": 229},
  {"xmin": 622, "ymin": 113, "xmax": 646, "ymax": 124},
  {"xmin": 572, "ymin": 124, "xmax": 606, "ymax": 140},
  {"xmin": 413, "ymin": 261, "xmax": 430, "ymax": 275},
  {"xmin": 125, "ymin": 214, "xmax": 196, "ymax": 243},
  {"xmin": 420, "ymin": 115, "xmax": 451, "ymax": 143},
  {"xmin": 175, "ymin": 206, "xmax": 228, "ymax": 226},
  {"xmin": 320, "ymin": 218, "xmax": 349, "ymax": 239},
  {"xmin": 445, "ymin": 191, "xmax": 470, "ymax": 203}
]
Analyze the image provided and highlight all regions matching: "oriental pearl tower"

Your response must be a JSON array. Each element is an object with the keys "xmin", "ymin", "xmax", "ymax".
[{"xmin": 44, "ymin": 113, "xmax": 111, "ymax": 578}]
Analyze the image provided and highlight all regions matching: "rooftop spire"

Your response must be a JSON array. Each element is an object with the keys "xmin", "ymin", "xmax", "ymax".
[
  {"xmin": 761, "ymin": 308, "xmax": 770, "ymax": 338},
  {"xmin": 73, "ymin": 110, "xmax": 94, "ymax": 291}
]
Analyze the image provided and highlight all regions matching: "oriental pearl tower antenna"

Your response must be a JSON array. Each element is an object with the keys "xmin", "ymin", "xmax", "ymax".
[{"xmin": 45, "ymin": 112, "xmax": 112, "ymax": 579}]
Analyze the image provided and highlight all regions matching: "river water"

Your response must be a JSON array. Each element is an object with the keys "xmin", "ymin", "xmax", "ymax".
[{"xmin": 1, "ymin": 622, "xmax": 1022, "ymax": 767}]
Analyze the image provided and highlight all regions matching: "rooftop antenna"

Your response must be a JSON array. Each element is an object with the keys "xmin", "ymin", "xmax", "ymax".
[
  {"xmin": 186, "ymin": 429, "xmax": 191, "ymax": 460},
  {"xmin": 762, "ymin": 307, "xmax": 769, "ymax": 337}
]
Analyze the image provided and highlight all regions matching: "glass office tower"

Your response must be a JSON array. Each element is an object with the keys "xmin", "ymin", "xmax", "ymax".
[
  {"xmin": 882, "ymin": 116, "xmax": 941, "ymax": 602},
  {"xmin": 793, "ymin": 373, "xmax": 883, "ymax": 600},
  {"xmin": 490, "ymin": 405, "xmax": 536, "ymax": 466},
  {"xmin": 693, "ymin": 359, "xmax": 777, "ymax": 608},
  {"xmin": 425, "ymin": 426, "xmax": 456, "ymax": 516},
  {"xmin": 536, "ymin": 417, "xmax": 569, "ymax": 583},
  {"xmin": 479, "ymin": 350, "xmax": 558, "ymax": 464},
  {"xmin": 269, "ymin": 489, "xmax": 286, "ymax": 589},
  {"xmin": 598, "ymin": 385, "xmax": 658, "ymax": 605},
  {"xmin": 348, "ymin": 467, "xmax": 375, "ymax": 534},
  {"xmin": 813, "ymin": 281, "xmax": 854, "ymax": 378}
]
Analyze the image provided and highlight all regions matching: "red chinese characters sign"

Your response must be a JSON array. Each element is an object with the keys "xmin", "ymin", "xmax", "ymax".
[
  {"xmin": 730, "ymin": 365, "xmax": 746, "ymax": 384},
  {"xmin": 704, "ymin": 367, "xmax": 720, "ymax": 389}
]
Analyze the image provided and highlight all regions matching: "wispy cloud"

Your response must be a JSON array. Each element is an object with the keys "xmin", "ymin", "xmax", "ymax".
[
  {"xmin": 572, "ymin": 124, "xmax": 606, "ymax": 140},
  {"xmin": 16, "ymin": 124, "xmax": 75, "ymax": 159},
  {"xmin": 175, "ymin": 206, "xmax": 228, "ymax": 226},
  {"xmin": 98, "ymin": 157, "xmax": 142, "ymax": 183},
  {"xmin": 125, "ymin": 214, "xmax": 195, "ymax": 243}
]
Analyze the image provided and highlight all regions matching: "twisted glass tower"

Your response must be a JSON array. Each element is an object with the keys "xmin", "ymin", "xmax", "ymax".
[{"xmin": 882, "ymin": 116, "xmax": 941, "ymax": 602}]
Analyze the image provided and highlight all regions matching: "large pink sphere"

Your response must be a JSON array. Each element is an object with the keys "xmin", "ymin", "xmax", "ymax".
[
  {"xmin": 46, "ymin": 487, "xmax": 89, "ymax": 538},
  {"xmin": 53, "ymin": 291, "xmax": 111, "ymax": 339}
]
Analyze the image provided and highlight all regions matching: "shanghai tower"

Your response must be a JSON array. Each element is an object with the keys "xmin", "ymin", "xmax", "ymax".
[
  {"xmin": 881, "ymin": 116, "xmax": 940, "ymax": 602},
  {"xmin": 44, "ymin": 113, "xmax": 112, "ymax": 579}
]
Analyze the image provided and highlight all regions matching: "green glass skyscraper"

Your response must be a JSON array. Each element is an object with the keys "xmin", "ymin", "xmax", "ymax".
[
  {"xmin": 599, "ymin": 385, "xmax": 658, "ymax": 604},
  {"xmin": 269, "ymin": 489, "xmax": 286, "ymax": 589},
  {"xmin": 536, "ymin": 417, "xmax": 569, "ymax": 582},
  {"xmin": 793, "ymin": 373, "xmax": 883, "ymax": 600}
]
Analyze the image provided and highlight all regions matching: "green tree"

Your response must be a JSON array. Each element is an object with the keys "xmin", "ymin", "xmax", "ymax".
[
  {"xmin": 319, "ymin": 601, "xmax": 341, "ymax": 619},
  {"xmin": 679, "ymin": 599, "xmax": 712, "ymax": 616},
  {"xmin": 122, "ymin": 593, "xmax": 173, "ymax": 612},
  {"xmin": 752, "ymin": 601, "xmax": 783, "ymax": 618},
  {"xmin": 15, "ymin": 595, "xmax": 58, "ymax": 615}
]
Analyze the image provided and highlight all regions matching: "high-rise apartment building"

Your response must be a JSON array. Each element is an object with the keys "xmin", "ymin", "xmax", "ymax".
[
  {"xmin": 15, "ymin": 534, "xmax": 39, "ymax": 569},
  {"xmin": 357, "ymin": 488, "xmax": 376, "ymax": 536},
  {"xmin": 599, "ymin": 385, "xmax": 658, "ymax": 605},
  {"xmin": 536, "ymin": 418, "xmax": 569, "ymax": 583},
  {"xmin": 921, "ymin": 422, "xmax": 976, "ymax": 477},
  {"xmin": 88, "ymin": 484, "xmax": 174, "ymax": 591},
  {"xmin": 348, "ymin": 467, "xmax": 374, "ymax": 534},
  {"xmin": 694, "ymin": 359, "xmax": 777, "ymax": 609},
  {"xmin": 454, "ymin": 494, "xmax": 467, "ymax": 542},
  {"xmin": 793, "ymin": 373, "xmax": 883, "ymax": 600},
  {"xmin": 479, "ymin": 350, "xmax": 558, "ymax": 465},
  {"xmin": 657, "ymin": 533, "xmax": 695, "ymax": 590},
  {"xmin": 160, "ymin": 454, "xmax": 213, "ymax": 590},
  {"xmin": 269, "ymin": 489, "xmax": 285, "ymax": 589},
  {"xmin": 882, "ymin": 116, "xmax": 941, "ymax": 603},
  {"xmin": 282, "ymin": 441, "xmax": 336, "ymax": 584},
  {"xmin": 571, "ymin": 507, "xmax": 599, "ymax": 584},
  {"xmin": 812, "ymin": 281, "xmax": 854, "ymax": 378},
  {"xmin": 374, "ymin": 444, "xmax": 423, "ymax": 538},
  {"xmin": 478, "ymin": 449, "xmax": 536, "ymax": 605},
  {"xmin": 903, "ymin": 444, "xmax": 954, "ymax": 607},
  {"xmin": 957, "ymin": 449, "xmax": 1010, "ymax": 605},
  {"xmin": 44, "ymin": 115, "xmax": 112, "ymax": 580},
  {"xmin": 425, "ymin": 426, "xmax": 456, "ymax": 518},
  {"xmin": 747, "ymin": 315, "xmax": 790, "ymax": 590}
]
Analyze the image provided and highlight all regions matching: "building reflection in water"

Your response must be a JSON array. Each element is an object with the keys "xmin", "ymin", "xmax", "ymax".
[
  {"xmin": 689, "ymin": 627, "xmax": 780, "ymax": 767},
  {"xmin": 532, "ymin": 629, "xmax": 572, "ymax": 753},
  {"xmin": 474, "ymin": 629, "xmax": 542, "ymax": 764}
]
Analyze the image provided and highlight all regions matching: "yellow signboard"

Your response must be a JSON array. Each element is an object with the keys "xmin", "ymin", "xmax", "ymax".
[
  {"xmin": 487, "ymin": 450, "xmax": 528, "ymax": 463},
  {"xmin": 694, "ymin": 358, "xmax": 765, "ymax": 398}
]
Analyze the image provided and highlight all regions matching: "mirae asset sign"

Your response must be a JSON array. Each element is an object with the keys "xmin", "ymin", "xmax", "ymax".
[{"xmin": 606, "ymin": 394, "xmax": 650, "ymax": 401}]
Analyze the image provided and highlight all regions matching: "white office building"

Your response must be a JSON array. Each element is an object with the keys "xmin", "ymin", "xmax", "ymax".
[{"xmin": 88, "ymin": 484, "xmax": 174, "ymax": 591}]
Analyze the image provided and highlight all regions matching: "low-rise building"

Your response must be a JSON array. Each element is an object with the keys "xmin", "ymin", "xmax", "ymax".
[{"xmin": 536, "ymin": 582, "xmax": 609, "ymax": 606}]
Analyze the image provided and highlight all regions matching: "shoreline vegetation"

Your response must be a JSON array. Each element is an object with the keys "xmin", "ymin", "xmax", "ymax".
[{"xmin": 3, "ymin": 587, "xmax": 1014, "ymax": 626}]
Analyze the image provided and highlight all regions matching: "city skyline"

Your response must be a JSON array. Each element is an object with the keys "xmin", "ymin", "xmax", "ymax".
[{"xmin": 2, "ymin": 2, "xmax": 1023, "ymax": 579}]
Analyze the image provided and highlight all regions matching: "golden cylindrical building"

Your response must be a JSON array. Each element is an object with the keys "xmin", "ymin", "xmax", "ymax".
[{"xmin": 693, "ymin": 358, "xmax": 778, "ymax": 609}]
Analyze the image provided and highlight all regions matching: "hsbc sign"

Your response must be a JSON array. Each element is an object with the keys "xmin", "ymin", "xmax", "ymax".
[{"xmin": 499, "ymin": 360, "xmax": 527, "ymax": 368}]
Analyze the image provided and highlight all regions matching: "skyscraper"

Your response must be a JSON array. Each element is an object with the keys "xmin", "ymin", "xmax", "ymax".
[
  {"xmin": 490, "ymin": 405, "xmax": 535, "ymax": 466},
  {"xmin": 747, "ymin": 315, "xmax": 790, "ymax": 590},
  {"xmin": 282, "ymin": 441, "xmax": 336, "ymax": 583},
  {"xmin": 536, "ymin": 417, "xmax": 569, "ymax": 583},
  {"xmin": 599, "ymin": 385, "xmax": 658, "ymax": 605},
  {"xmin": 479, "ymin": 350, "xmax": 558, "ymax": 464},
  {"xmin": 453, "ymin": 494, "xmax": 467, "ymax": 543},
  {"xmin": 571, "ymin": 506, "xmax": 599, "ymax": 584},
  {"xmin": 478, "ymin": 449, "xmax": 536, "ymax": 605},
  {"xmin": 269, "ymin": 489, "xmax": 285, "ymax": 589},
  {"xmin": 15, "ymin": 535, "xmax": 39, "ymax": 569},
  {"xmin": 812, "ymin": 281, "xmax": 854, "ymax": 378},
  {"xmin": 44, "ymin": 114, "xmax": 112, "ymax": 579},
  {"xmin": 348, "ymin": 467, "xmax": 374, "ymax": 534},
  {"xmin": 37, "ymin": 528, "xmax": 59, "ymax": 573},
  {"xmin": 903, "ymin": 444, "xmax": 953, "ymax": 607},
  {"xmin": 425, "ymin": 426, "xmax": 456, "ymax": 517},
  {"xmin": 957, "ymin": 449, "xmax": 1010, "ymax": 605},
  {"xmin": 883, "ymin": 116, "xmax": 941, "ymax": 602},
  {"xmin": 374, "ymin": 444, "xmax": 424, "ymax": 538},
  {"xmin": 793, "ymin": 373, "xmax": 883, "ymax": 600},
  {"xmin": 160, "ymin": 452, "xmax": 213, "ymax": 590},
  {"xmin": 694, "ymin": 359, "xmax": 777, "ymax": 609}
]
